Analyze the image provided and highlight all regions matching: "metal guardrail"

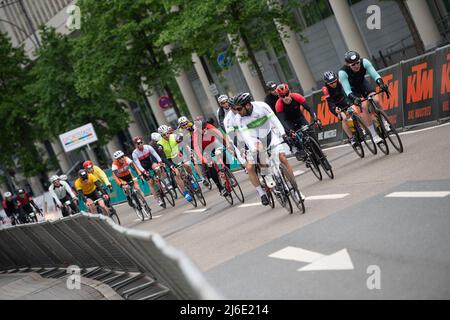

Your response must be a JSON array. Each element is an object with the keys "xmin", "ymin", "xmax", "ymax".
[{"xmin": 0, "ymin": 212, "xmax": 222, "ymax": 300}]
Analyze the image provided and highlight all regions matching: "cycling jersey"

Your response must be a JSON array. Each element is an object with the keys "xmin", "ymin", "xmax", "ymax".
[
  {"xmin": 158, "ymin": 134, "xmax": 181, "ymax": 160},
  {"xmin": 275, "ymin": 93, "xmax": 316, "ymax": 132},
  {"xmin": 339, "ymin": 58, "xmax": 381, "ymax": 98},
  {"xmin": 89, "ymin": 165, "xmax": 111, "ymax": 188},
  {"xmin": 16, "ymin": 193, "xmax": 40, "ymax": 213},
  {"xmin": 132, "ymin": 145, "xmax": 162, "ymax": 172},
  {"xmin": 236, "ymin": 101, "xmax": 287, "ymax": 154},
  {"xmin": 322, "ymin": 83, "xmax": 351, "ymax": 117},
  {"xmin": 49, "ymin": 180, "xmax": 76, "ymax": 206},
  {"xmin": 2, "ymin": 198, "xmax": 18, "ymax": 217},
  {"xmin": 192, "ymin": 123, "xmax": 228, "ymax": 165},
  {"xmin": 223, "ymin": 110, "xmax": 246, "ymax": 164},
  {"xmin": 112, "ymin": 156, "xmax": 140, "ymax": 185},
  {"xmin": 264, "ymin": 93, "xmax": 279, "ymax": 114},
  {"xmin": 74, "ymin": 174, "xmax": 99, "ymax": 195}
]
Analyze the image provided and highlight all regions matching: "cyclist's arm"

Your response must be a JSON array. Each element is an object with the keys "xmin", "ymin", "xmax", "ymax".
[
  {"xmin": 362, "ymin": 59, "xmax": 381, "ymax": 83},
  {"xmin": 112, "ymin": 170, "xmax": 126, "ymax": 186},
  {"xmin": 132, "ymin": 151, "xmax": 146, "ymax": 173},
  {"xmin": 94, "ymin": 166, "xmax": 111, "ymax": 188},
  {"xmin": 131, "ymin": 161, "xmax": 142, "ymax": 177},
  {"xmin": 29, "ymin": 198, "xmax": 40, "ymax": 211},
  {"xmin": 292, "ymin": 93, "xmax": 317, "ymax": 121},
  {"xmin": 338, "ymin": 70, "xmax": 352, "ymax": 96},
  {"xmin": 61, "ymin": 180, "xmax": 76, "ymax": 199},
  {"xmin": 148, "ymin": 145, "xmax": 162, "ymax": 163},
  {"xmin": 48, "ymin": 185, "xmax": 63, "ymax": 207}
]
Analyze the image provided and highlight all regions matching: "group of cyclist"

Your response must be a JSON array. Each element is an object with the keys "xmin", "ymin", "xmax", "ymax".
[
  {"xmin": 1, "ymin": 50, "xmax": 392, "ymax": 223},
  {"xmin": 1, "ymin": 189, "xmax": 43, "ymax": 225}
]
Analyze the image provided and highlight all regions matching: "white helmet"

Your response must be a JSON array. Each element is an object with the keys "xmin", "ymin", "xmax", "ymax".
[
  {"xmin": 218, "ymin": 94, "xmax": 228, "ymax": 104},
  {"xmin": 59, "ymin": 174, "xmax": 68, "ymax": 181},
  {"xmin": 151, "ymin": 132, "xmax": 161, "ymax": 142},
  {"xmin": 49, "ymin": 175, "xmax": 60, "ymax": 183},
  {"xmin": 158, "ymin": 125, "xmax": 170, "ymax": 134},
  {"xmin": 178, "ymin": 116, "xmax": 189, "ymax": 125},
  {"xmin": 3, "ymin": 191, "xmax": 12, "ymax": 198},
  {"xmin": 113, "ymin": 150, "xmax": 125, "ymax": 159}
]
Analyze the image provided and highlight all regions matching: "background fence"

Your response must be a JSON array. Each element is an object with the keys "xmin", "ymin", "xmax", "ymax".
[{"xmin": 0, "ymin": 213, "xmax": 222, "ymax": 300}]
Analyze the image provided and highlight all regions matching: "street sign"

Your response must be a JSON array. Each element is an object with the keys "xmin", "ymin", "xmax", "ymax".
[
  {"xmin": 217, "ymin": 51, "xmax": 232, "ymax": 69},
  {"xmin": 208, "ymin": 83, "xmax": 219, "ymax": 96},
  {"xmin": 159, "ymin": 96, "xmax": 174, "ymax": 110},
  {"xmin": 269, "ymin": 246, "xmax": 354, "ymax": 272},
  {"xmin": 164, "ymin": 108, "xmax": 178, "ymax": 122},
  {"xmin": 59, "ymin": 123, "xmax": 98, "ymax": 153}
]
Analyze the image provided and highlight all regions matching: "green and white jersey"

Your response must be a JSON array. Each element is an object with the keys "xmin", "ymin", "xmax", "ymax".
[
  {"xmin": 223, "ymin": 110, "xmax": 246, "ymax": 164},
  {"xmin": 235, "ymin": 101, "xmax": 286, "ymax": 153}
]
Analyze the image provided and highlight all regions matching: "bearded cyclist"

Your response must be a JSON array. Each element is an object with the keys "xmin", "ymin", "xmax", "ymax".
[
  {"xmin": 275, "ymin": 83, "xmax": 320, "ymax": 162},
  {"xmin": 131, "ymin": 136, "xmax": 165, "ymax": 207},
  {"xmin": 339, "ymin": 50, "xmax": 390, "ymax": 144},
  {"xmin": 322, "ymin": 71, "xmax": 358, "ymax": 146}
]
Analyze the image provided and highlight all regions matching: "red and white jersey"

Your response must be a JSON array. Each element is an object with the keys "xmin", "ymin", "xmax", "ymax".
[
  {"xmin": 132, "ymin": 145, "xmax": 161, "ymax": 172},
  {"xmin": 112, "ymin": 157, "xmax": 134, "ymax": 177}
]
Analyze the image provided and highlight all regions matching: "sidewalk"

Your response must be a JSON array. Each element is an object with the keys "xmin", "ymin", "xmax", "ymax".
[{"xmin": 0, "ymin": 272, "xmax": 122, "ymax": 300}]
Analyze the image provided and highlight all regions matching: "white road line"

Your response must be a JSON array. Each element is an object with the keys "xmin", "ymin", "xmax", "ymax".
[
  {"xmin": 183, "ymin": 208, "xmax": 208, "ymax": 213},
  {"xmin": 269, "ymin": 246, "xmax": 324, "ymax": 263},
  {"xmin": 238, "ymin": 202, "xmax": 262, "ymax": 208},
  {"xmin": 306, "ymin": 193, "xmax": 349, "ymax": 200},
  {"xmin": 385, "ymin": 191, "xmax": 450, "ymax": 198},
  {"xmin": 152, "ymin": 215, "xmax": 163, "ymax": 219}
]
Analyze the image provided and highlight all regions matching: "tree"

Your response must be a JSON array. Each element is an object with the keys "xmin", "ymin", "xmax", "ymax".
[
  {"xmin": 26, "ymin": 27, "xmax": 128, "ymax": 146},
  {"xmin": 158, "ymin": 0, "xmax": 303, "ymax": 90},
  {"xmin": 0, "ymin": 32, "xmax": 46, "ymax": 177}
]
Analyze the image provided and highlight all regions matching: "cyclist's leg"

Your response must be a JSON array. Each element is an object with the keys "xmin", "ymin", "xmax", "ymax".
[
  {"xmin": 207, "ymin": 164, "xmax": 223, "ymax": 191},
  {"xmin": 85, "ymin": 197, "xmax": 96, "ymax": 214}
]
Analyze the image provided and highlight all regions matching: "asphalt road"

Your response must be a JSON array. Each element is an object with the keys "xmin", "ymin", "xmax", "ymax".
[{"xmin": 115, "ymin": 122, "xmax": 450, "ymax": 299}]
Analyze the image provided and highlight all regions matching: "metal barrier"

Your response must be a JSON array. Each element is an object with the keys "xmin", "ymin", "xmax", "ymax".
[{"xmin": 0, "ymin": 213, "xmax": 222, "ymax": 300}]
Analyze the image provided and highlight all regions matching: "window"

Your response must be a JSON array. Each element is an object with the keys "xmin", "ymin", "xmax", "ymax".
[{"xmin": 300, "ymin": 0, "xmax": 333, "ymax": 27}]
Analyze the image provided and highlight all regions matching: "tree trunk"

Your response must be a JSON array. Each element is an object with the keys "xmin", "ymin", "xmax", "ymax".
[
  {"xmin": 240, "ymin": 31, "xmax": 267, "ymax": 91},
  {"xmin": 395, "ymin": 0, "xmax": 425, "ymax": 55}
]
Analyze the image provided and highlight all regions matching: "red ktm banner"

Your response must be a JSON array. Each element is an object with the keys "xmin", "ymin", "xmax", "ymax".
[
  {"xmin": 435, "ymin": 46, "xmax": 450, "ymax": 119},
  {"xmin": 310, "ymin": 90, "xmax": 343, "ymax": 144}
]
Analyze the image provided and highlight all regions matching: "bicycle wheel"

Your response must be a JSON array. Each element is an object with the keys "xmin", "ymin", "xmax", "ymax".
[
  {"xmin": 191, "ymin": 178, "xmax": 206, "ymax": 207},
  {"xmin": 183, "ymin": 177, "xmax": 198, "ymax": 208},
  {"xmin": 218, "ymin": 172, "xmax": 234, "ymax": 205},
  {"xmin": 224, "ymin": 167, "xmax": 244, "ymax": 203},
  {"xmin": 280, "ymin": 163, "xmax": 305, "ymax": 214},
  {"xmin": 274, "ymin": 175, "xmax": 293, "ymax": 214},
  {"xmin": 350, "ymin": 134, "xmax": 365, "ymax": 158},
  {"xmin": 305, "ymin": 144, "xmax": 322, "ymax": 181},
  {"xmin": 167, "ymin": 169, "xmax": 178, "ymax": 199},
  {"xmin": 374, "ymin": 114, "xmax": 390, "ymax": 155},
  {"xmin": 109, "ymin": 210, "xmax": 121, "ymax": 225},
  {"xmin": 131, "ymin": 193, "xmax": 145, "ymax": 221},
  {"xmin": 354, "ymin": 115, "xmax": 377, "ymax": 155},
  {"xmin": 266, "ymin": 189, "xmax": 275, "ymax": 208},
  {"xmin": 160, "ymin": 180, "xmax": 175, "ymax": 207},
  {"xmin": 310, "ymin": 138, "xmax": 334, "ymax": 179},
  {"xmin": 378, "ymin": 110, "xmax": 404, "ymax": 153},
  {"xmin": 136, "ymin": 192, "xmax": 152, "ymax": 220}
]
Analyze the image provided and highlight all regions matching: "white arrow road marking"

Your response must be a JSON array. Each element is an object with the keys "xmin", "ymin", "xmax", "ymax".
[
  {"xmin": 268, "ymin": 246, "xmax": 325, "ymax": 263},
  {"xmin": 306, "ymin": 193, "xmax": 349, "ymax": 200},
  {"xmin": 269, "ymin": 247, "xmax": 354, "ymax": 272},
  {"xmin": 239, "ymin": 202, "xmax": 262, "ymax": 208},
  {"xmin": 385, "ymin": 191, "xmax": 450, "ymax": 198},
  {"xmin": 298, "ymin": 249, "xmax": 354, "ymax": 272},
  {"xmin": 183, "ymin": 208, "xmax": 208, "ymax": 213}
]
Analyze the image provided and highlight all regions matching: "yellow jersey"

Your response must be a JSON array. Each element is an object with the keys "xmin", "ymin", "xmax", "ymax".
[
  {"xmin": 90, "ymin": 165, "xmax": 111, "ymax": 187},
  {"xmin": 74, "ymin": 174, "xmax": 99, "ymax": 195}
]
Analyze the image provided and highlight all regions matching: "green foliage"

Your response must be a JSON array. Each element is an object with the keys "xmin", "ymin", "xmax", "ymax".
[{"xmin": 27, "ymin": 27, "xmax": 128, "ymax": 146}]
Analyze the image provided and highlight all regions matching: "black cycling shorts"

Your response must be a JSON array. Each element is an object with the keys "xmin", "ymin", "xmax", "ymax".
[
  {"xmin": 352, "ymin": 79, "xmax": 375, "ymax": 98},
  {"xmin": 85, "ymin": 190, "xmax": 102, "ymax": 202}
]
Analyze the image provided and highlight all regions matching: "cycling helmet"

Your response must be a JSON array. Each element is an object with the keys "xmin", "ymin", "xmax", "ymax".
[
  {"xmin": 323, "ymin": 71, "xmax": 338, "ymax": 84},
  {"xmin": 83, "ymin": 160, "xmax": 93, "ymax": 169},
  {"xmin": 178, "ymin": 116, "xmax": 189, "ymax": 126},
  {"xmin": 266, "ymin": 81, "xmax": 277, "ymax": 91},
  {"xmin": 344, "ymin": 50, "xmax": 360, "ymax": 64},
  {"xmin": 78, "ymin": 169, "xmax": 88, "ymax": 180},
  {"xmin": 17, "ymin": 188, "xmax": 25, "ymax": 194},
  {"xmin": 49, "ymin": 175, "xmax": 60, "ymax": 183},
  {"xmin": 276, "ymin": 83, "xmax": 290, "ymax": 96},
  {"xmin": 113, "ymin": 150, "xmax": 125, "ymax": 159},
  {"xmin": 59, "ymin": 174, "xmax": 68, "ymax": 181},
  {"xmin": 158, "ymin": 125, "xmax": 170, "ymax": 134},
  {"xmin": 233, "ymin": 92, "xmax": 253, "ymax": 106},
  {"xmin": 151, "ymin": 132, "xmax": 161, "ymax": 142},
  {"xmin": 3, "ymin": 191, "xmax": 12, "ymax": 198},
  {"xmin": 218, "ymin": 94, "xmax": 229, "ymax": 104},
  {"xmin": 133, "ymin": 136, "xmax": 143, "ymax": 145}
]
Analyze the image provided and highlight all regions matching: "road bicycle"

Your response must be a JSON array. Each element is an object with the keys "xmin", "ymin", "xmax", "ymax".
[
  {"xmin": 291, "ymin": 120, "xmax": 334, "ymax": 181},
  {"xmin": 122, "ymin": 179, "xmax": 151, "ymax": 221},
  {"xmin": 145, "ymin": 165, "xmax": 175, "ymax": 208},
  {"xmin": 174, "ymin": 161, "xmax": 205, "ymax": 207}
]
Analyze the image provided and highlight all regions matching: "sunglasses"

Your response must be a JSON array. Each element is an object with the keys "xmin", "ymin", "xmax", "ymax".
[
  {"xmin": 234, "ymin": 106, "xmax": 244, "ymax": 112},
  {"xmin": 137, "ymin": 141, "xmax": 143, "ymax": 145},
  {"xmin": 281, "ymin": 93, "xmax": 290, "ymax": 98},
  {"xmin": 350, "ymin": 61, "xmax": 360, "ymax": 67}
]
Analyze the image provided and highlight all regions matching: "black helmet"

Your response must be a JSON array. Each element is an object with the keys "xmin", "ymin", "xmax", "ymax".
[
  {"xmin": 78, "ymin": 169, "xmax": 88, "ymax": 180},
  {"xmin": 265, "ymin": 81, "xmax": 277, "ymax": 91},
  {"xmin": 323, "ymin": 71, "xmax": 338, "ymax": 84},
  {"xmin": 233, "ymin": 92, "xmax": 253, "ymax": 106},
  {"xmin": 17, "ymin": 188, "xmax": 25, "ymax": 194},
  {"xmin": 344, "ymin": 50, "xmax": 360, "ymax": 64}
]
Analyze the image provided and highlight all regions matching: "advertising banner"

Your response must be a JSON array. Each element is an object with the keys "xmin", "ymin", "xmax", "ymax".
[
  {"xmin": 435, "ymin": 45, "xmax": 450, "ymax": 119},
  {"xmin": 59, "ymin": 123, "xmax": 98, "ymax": 153},
  {"xmin": 402, "ymin": 53, "xmax": 438, "ymax": 126}
]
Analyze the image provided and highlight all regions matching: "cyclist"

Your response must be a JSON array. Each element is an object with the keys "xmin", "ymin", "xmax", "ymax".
[
  {"xmin": 83, "ymin": 160, "xmax": 112, "ymax": 193},
  {"xmin": 150, "ymin": 132, "xmax": 175, "ymax": 190},
  {"xmin": 192, "ymin": 119, "xmax": 232, "ymax": 197},
  {"xmin": 322, "ymin": 71, "xmax": 357, "ymax": 146},
  {"xmin": 111, "ymin": 150, "xmax": 145, "ymax": 208},
  {"xmin": 131, "ymin": 136, "xmax": 165, "ymax": 207},
  {"xmin": 216, "ymin": 94, "xmax": 231, "ymax": 131},
  {"xmin": 74, "ymin": 169, "xmax": 109, "ymax": 215},
  {"xmin": 233, "ymin": 92, "xmax": 303, "ymax": 205},
  {"xmin": 2, "ymin": 191, "xmax": 22, "ymax": 225},
  {"xmin": 48, "ymin": 175, "xmax": 78, "ymax": 217},
  {"xmin": 264, "ymin": 81, "xmax": 279, "ymax": 114},
  {"xmin": 157, "ymin": 125, "xmax": 193, "ymax": 202},
  {"xmin": 338, "ymin": 50, "xmax": 390, "ymax": 144},
  {"xmin": 223, "ymin": 96, "xmax": 247, "ymax": 168},
  {"xmin": 275, "ymin": 83, "xmax": 320, "ymax": 162},
  {"xmin": 16, "ymin": 188, "xmax": 42, "ymax": 221}
]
